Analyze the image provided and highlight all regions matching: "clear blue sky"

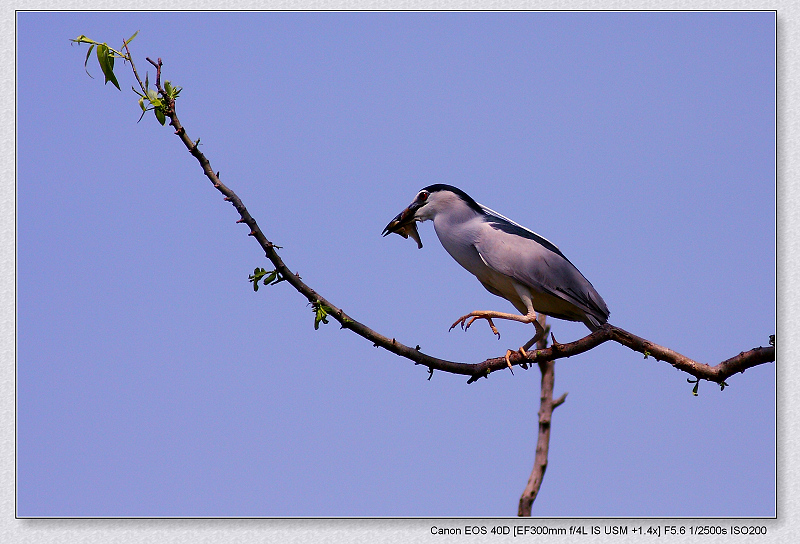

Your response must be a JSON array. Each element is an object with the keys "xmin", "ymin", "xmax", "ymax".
[{"xmin": 17, "ymin": 11, "xmax": 775, "ymax": 517}]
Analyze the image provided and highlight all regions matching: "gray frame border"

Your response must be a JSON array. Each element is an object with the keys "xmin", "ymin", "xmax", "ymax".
[{"xmin": 5, "ymin": 3, "xmax": 791, "ymax": 543}]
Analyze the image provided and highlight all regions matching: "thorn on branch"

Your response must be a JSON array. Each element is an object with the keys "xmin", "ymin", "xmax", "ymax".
[{"xmin": 466, "ymin": 367, "xmax": 491, "ymax": 384}]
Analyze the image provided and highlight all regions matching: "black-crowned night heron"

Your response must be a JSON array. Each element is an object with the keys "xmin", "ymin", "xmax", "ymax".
[{"xmin": 382, "ymin": 184, "xmax": 609, "ymax": 369}]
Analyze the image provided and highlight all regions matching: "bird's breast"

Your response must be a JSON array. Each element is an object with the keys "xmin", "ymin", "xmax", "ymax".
[{"xmin": 433, "ymin": 217, "xmax": 501, "ymax": 284}]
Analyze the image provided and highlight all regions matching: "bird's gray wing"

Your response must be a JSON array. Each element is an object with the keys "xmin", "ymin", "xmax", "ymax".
[{"xmin": 473, "ymin": 219, "xmax": 609, "ymax": 327}]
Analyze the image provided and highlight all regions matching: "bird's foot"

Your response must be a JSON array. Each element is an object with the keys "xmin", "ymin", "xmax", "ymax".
[
  {"xmin": 505, "ymin": 350, "xmax": 515, "ymax": 374},
  {"xmin": 518, "ymin": 346, "xmax": 529, "ymax": 369},
  {"xmin": 505, "ymin": 346, "xmax": 530, "ymax": 374},
  {"xmin": 449, "ymin": 312, "xmax": 501, "ymax": 338}
]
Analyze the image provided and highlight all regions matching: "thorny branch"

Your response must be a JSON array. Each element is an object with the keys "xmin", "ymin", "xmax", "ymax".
[{"xmin": 136, "ymin": 56, "xmax": 774, "ymax": 388}]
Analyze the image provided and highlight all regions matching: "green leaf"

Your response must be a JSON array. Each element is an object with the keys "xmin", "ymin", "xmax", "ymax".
[
  {"xmin": 72, "ymin": 35, "xmax": 94, "ymax": 45},
  {"xmin": 154, "ymin": 108, "xmax": 166, "ymax": 125},
  {"xmin": 124, "ymin": 30, "xmax": 139, "ymax": 47},
  {"xmin": 248, "ymin": 268, "xmax": 265, "ymax": 291},
  {"xmin": 313, "ymin": 303, "xmax": 330, "ymax": 330},
  {"xmin": 145, "ymin": 72, "xmax": 149, "ymax": 92},
  {"xmin": 692, "ymin": 381, "xmax": 699, "ymax": 396},
  {"xmin": 164, "ymin": 81, "xmax": 172, "ymax": 95},
  {"xmin": 96, "ymin": 43, "xmax": 121, "ymax": 90},
  {"xmin": 138, "ymin": 96, "xmax": 146, "ymax": 111},
  {"xmin": 96, "ymin": 43, "xmax": 108, "ymax": 72},
  {"xmin": 250, "ymin": 267, "xmax": 285, "ymax": 291},
  {"xmin": 107, "ymin": 69, "xmax": 121, "ymax": 90},
  {"xmin": 262, "ymin": 271, "xmax": 278, "ymax": 285},
  {"xmin": 83, "ymin": 43, "xmax": 95, "ymax": 77}
]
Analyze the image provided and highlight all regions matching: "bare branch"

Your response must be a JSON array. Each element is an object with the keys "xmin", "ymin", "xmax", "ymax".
[
  {"xmin": 518, "ymin": 317, "xmax": 565, "ymax": 516},
  {"xmin": 470, "ymin": 325, "xmax": 773, "ymax": 386}
]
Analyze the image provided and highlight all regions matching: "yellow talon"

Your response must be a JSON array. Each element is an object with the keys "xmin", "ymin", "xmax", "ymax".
[{"xmin": 505, "ymin": 349, "xmax": 515, "ymax": 375}]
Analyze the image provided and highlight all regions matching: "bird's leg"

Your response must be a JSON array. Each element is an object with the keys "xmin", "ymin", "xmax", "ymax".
[
  {"xmin": 521, "ymin": 322, "xmax": 547, "ymax": 352},
  {"xmin": 449, "ymin": 309, "xmax": 536, "ymax": 338},
  {"xmin": 517, "ymin": 316, "xmax": 548, "ymax": 370},
  {"xmin": 450, "ymin": 308, "xmax": 545, "ymax": 374}
]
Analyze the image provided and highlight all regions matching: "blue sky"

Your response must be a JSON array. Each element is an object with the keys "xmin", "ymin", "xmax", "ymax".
[{"xmin": 16, "ymin": 11, "xmax": 775, "ymax": 517}]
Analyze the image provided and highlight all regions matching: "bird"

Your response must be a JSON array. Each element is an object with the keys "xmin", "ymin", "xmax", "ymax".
[{"xmin": 382, "ymin": 184, "xmax": 609, "ymax": 370}]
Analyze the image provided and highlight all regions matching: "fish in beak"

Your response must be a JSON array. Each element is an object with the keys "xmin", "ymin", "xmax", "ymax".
[{"xmin": 382, "ymin": 204, "xmax": 423, "ymax": 249}]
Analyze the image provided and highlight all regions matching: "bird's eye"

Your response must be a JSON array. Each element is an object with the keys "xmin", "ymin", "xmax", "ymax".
[{"xmin": 419, "ymin": 192, "xmax": 428, "ymax": 201}]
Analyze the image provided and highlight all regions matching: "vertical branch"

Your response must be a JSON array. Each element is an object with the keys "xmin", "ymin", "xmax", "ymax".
[{"xmin": 518, "ymin": 316, "xmax": 567, "ymax": 516}]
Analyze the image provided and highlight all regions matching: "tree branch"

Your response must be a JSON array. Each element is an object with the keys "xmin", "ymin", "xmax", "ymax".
[
  {"xmin": 78, "ymin": 51, "xmax": 769, "ymax": 388},
  {"xmin": 149, "ymin": 62, "xmax": 774, "ymax": 385},
  {"xmin": 469, "ymin": 325, "xmax": 774, "ymax": 386},
  {"xmin": 518, "ymin": 317, "xmax": 564, "ymax": 517}
]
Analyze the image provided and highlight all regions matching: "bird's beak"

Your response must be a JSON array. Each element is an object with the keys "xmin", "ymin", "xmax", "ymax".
[{"xmin": 382, "ymin": 203, "xmax": 423, "ymax": 249}]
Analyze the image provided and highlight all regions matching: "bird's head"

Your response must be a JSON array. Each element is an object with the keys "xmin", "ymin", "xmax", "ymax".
[{"xmin": 381, "ymin": 184, "xmax": 481, "ymax": 249}]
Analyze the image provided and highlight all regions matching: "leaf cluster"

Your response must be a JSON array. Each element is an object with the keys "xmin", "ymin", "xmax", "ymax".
[
  {"xmin": 311, "ymin": 302, "xmax": 332, "ymax": 330},
  {"xmin": 71, "ymin": 32, "xmax": 137, "ymax": 90},
  {"xmin": 71, "ymin": 31, "xmax": 181, "ymax": 126},
  {"xmin": 133, "ymin": 77, "xmax": 181, "ymax": 125},
  {"xmin": 248, "ymin": 267, "xmax": 285, "ymax": 291}
]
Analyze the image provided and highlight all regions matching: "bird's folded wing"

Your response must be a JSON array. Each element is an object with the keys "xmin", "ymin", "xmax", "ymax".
[{"xmin": 474, "ymin": 226, "xmax": 608, "ymax": 322}]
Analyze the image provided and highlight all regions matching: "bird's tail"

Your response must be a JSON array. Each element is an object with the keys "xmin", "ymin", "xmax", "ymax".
[{"xmin": 584, "ymin": 312, "xmax": 608, "ymax": 332}]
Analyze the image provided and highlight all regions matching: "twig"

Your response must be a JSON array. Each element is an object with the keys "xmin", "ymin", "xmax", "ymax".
[
  {"xmin": 122, "ymin": 41, "xmax": 146, "ymax": 94},
  {"xmin": 146, "ymin": 57, "xmax": 163, "ymax": 91}
]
